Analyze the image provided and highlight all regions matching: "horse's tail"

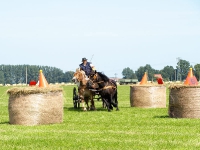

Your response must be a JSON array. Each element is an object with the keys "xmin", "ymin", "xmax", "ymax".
[
  {"xmin": 114, "ymin": 87, "xmax": 118, "ymax": 104},
  {"xmin": 110, "ymin": 81, "xmax": 118, "ymax": 108}
]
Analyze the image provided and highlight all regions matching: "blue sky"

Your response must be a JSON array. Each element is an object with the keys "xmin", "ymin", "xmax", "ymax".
[{"xmin": 0, "ymin": 0, "xmax": 200, "ymax": 77}]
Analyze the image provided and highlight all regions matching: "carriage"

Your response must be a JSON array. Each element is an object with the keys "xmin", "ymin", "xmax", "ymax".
[{"xmin": 72, "ymin": 87, "xmax": 102, "ymax": 108}]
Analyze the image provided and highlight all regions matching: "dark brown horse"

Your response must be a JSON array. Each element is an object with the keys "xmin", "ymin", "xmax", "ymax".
[{"xmin": 88, "ymin": 71, "xmax": 119, "ymax": 112}]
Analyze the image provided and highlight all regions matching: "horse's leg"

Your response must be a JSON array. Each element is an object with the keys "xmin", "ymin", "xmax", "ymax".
[
  {"xmin": 90, "ymin": 93, "xmax": 96, "ymax": 111},
  {"xmin": 79, "ymin": 89, "xmax": 87, "ymax": 111},
  {"xmin": 109, "ymin": 90, "xmax": 119, "ymax": 111},
  {"xmin": 83, "ymin": 94, "xmax": 89, "ymax": 110},
  {"xmin": 85, "ymin": 98, "xmax": 89, "ymax": 110},
  {"xmin": 103, "ymin": 98, "xmax": 110, "ymax": 111},
  {"xmin": 101, "ymin": 94, "xmax": 106, "ymax": 108},
  {"xmin": 109, "ymin": 95, "xmax": 113, "ymax": 110},
  {"xmin": 114, "ymin": 90, "xmax": 119, "ymax": 111},
  {"xmin": 106, "ymin": 96, "xmax": 112, "ymax": 112},
  {"xmin": 103, "ymin": 100, "xmax": 106, "ymax": 108},
  {"xmin": 81, "ymin": 99, "xmax": 87, "ymax": 111},
  {"xmin": 81, "ymin": 95, "xmax": 88, "ymax": 111}
]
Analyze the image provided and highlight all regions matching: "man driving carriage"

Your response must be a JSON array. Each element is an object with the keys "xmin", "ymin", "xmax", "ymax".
[
  {"xmin": 71, "ymin": 57, "xmax": 97, "ymax": 111},
  {"xmin": 79, "ymin": 57, "xmax": 95, "ymax": 77},
  {"xmin": 72, "ymin": 57, "xmax": 119, "ymax": 111}
]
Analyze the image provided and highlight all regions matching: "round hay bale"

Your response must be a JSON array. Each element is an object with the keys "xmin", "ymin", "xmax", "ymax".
[
  {"xmin": 169, "ymin": 85, "xmax": 200, "ymax": 118},
  {"xmin": 7, "ymin": 87, "xmax": 64, "ymax": 126},
  {"xmin": 130, "ymin": 85, "xmax": 166, "ymax": 108}
]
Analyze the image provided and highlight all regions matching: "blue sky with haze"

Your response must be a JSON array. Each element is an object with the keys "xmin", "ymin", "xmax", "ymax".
[{"xmin": 0, "ymin": 0, "xmax": 200, "ymax": 77}]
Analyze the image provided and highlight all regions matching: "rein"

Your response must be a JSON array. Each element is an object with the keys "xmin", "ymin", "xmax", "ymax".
[
  {"xmin": 97, "ymin": 81, "xmax": 104, "ymax": 84},
  {"xmin": 96, "ymin": 85, "xmax": 116, "ymax": 91},
  {"xmin": 90, "ymin": 73, "xmax": 117, "ymax": 91},
  {"xmin": 103, "ymin": 86, "xmax": 116, "ymax": 90}
]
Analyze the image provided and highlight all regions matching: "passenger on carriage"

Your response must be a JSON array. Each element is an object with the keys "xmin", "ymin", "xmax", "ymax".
[{"xmin": 79, "ymin": 57, "xmax": 95, "ymax": 77}]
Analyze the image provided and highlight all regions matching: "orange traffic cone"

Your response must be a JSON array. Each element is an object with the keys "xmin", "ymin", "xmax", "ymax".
[
  {"xmin": 188, "ymin": 68, "xmax": 193, "ymax": 78},
  {"xmin": 140, "ymin": 72, "xmax": 148, "ymax": 85},
  {"xmin": 184, "ymin": 68, "xmax": 198, "ymax": 85},
  {"xmin": 184, "ymin": 68, "xmax": 194, "ymax": 85},
  {"xmin": 39, "ymin": 70, "xmax": 49, "ymax": 87}
]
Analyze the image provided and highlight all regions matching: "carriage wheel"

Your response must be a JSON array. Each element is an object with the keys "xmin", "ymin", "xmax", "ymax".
[{"xmin": 73, "ymin": 87, "xmax": 78, "ymax": 108}]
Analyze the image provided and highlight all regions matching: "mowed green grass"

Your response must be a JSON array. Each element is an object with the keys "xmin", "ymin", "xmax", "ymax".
[{"xmin": 0, "ymin": 86, "xmax": 200, "ymax": 150}]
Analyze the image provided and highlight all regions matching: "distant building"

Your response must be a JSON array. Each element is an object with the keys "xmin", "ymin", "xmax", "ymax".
[{"xmin": 109, "ymin": 77, "xmax": 121, "ymax": 82}]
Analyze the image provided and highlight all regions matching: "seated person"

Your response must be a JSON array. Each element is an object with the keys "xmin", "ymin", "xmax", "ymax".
[{"xmin": 79, "ymin": 57, "xmax": 95, "ymax": 77}]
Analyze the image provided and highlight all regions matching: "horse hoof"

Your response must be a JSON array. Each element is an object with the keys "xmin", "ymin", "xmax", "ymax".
[
  {"xmin": 90, "ymin": 107, "xmax": 96, "ymax": 111},
  {"xmin": 83, "ymin": 108, "xmax": 87, "ymax": 111},
  {"xmin": 116, "ymin": 108, "xmax": 119, "ymax": 111}
]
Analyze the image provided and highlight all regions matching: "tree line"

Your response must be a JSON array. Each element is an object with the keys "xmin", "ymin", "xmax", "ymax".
[
  {"xmin": 1, "ymin": 59, "xmax": 199, "ymax": 84},
  {"xmin": 0, "ymin": 65, "xmax": 74, "ymax": 84},
  {"xmin": 122, "ymin": 59, "xmax": 200, "ymax": 81}
]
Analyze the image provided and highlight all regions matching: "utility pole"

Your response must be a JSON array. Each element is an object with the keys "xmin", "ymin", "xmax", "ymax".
[
  {"xmin": 114, "ymin": 73, "xmax": 117, "ymax": 81},
  {"xmin": 175, "ymin": 69, "xmax": 176, "ymax": 81},
  {"xmin": 26, "ymin": 66, "xmax": 27, "ymax": 85},
  {"xmin": 176, "ymin": 57, "xmax": 181, "ymax": 81}
]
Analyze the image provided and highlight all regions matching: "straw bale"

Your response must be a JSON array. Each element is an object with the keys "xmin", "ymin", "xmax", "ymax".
[
  {"xmin": 130, "ymin": 85, "xmax": 166, "ymax": 108},
  {"xmin": 169, "ymin": 84, "xmax": 200, "ymax": 89},
  {"xmin": 8, "ymin": 87, "xmax": 63, "ymax": 126},
  {"xmin": 169, "ymin": 86, "xmax": 200, "ymax": 118},
  {"xmin": 7, "ymin": 86, "xmax": 63, "ymax": 97}
]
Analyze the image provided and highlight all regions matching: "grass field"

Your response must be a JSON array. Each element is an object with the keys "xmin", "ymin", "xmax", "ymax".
[{"xmin": 0, "ymin": 85, "xmax": 200, "ymax": 150}]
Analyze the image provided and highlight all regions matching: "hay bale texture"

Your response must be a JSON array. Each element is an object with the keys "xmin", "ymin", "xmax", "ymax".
[
  {"xmin": 169, "ymin": 85, "xmax": 200, "ymax": 118},
  {"xmin": 130, "ymin": 85, "xmax": 166, "ymax": 108},
  {"xmin": 7, "ymin": 87, "xmax": 63, "ymax": 126}
]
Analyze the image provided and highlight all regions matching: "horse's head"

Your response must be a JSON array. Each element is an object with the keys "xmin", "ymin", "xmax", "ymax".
[
  {"xmin": 89, "ymin": 71, "xmax": 110, "ymax": 85},
  {"xmin": 89, "ymin": 70, "xmax": 98, "ymax": 82},
  {"xmin": 87, "ymin": 78, "xmax": 100, "ymax": 89},
  {"xmin": 72, "ymin": 69, "xmax": 85, "ymax": 83}
]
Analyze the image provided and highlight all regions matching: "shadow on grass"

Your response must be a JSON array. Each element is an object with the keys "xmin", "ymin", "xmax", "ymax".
[
  {"xmin": 64, "ymin": 107, "xmax": 110, "ymax": 112},
  {"xmin": 0, "ymin": 121, "xmax": 9, "ymax": 125},
  {"xmin": 154, "ymin": 115, "xmax": 170, "ymax": 118},
  {"xmin": 64, "ymin": 107, "xmax": 83, "ymax": 112}
]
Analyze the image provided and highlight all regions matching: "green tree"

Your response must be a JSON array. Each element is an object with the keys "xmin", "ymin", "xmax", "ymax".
[
  {"xmin": 160, "ymin": 66, "xmax": 175, "ymax": 81},
  {"xmin": 194, "ymin": 64, "xmax": 200, "ymax": 81},
  {"xmin": 177, "ymin": 59, "xmax": 191, "ymax": 80},
  {"xmin": 27, "ymin": 65, "xmax": 39, "ymax": 83},
  {"xmin": 0, "ymin": 71, "xmax": 4, "ymax": 84},
  {"xmin": 122, "ymin": 67, "xmax": 137, "ymax": 79},
  {"xmin": 4, "ymin": 65, "xmax": 12, "ymax": 84},
  {"xmin": 135, "ymin": 64, "xmax": 158, "ymax": 81},
  {"xmin": 0, "ymin": 64, "xmax": 75, "ymax": 84},
  {"xmin": 64, "ymin": 71, "xmax": 75, "ymax": 82}
]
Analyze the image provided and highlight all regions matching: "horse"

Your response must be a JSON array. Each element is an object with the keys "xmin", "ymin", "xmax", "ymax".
[
  {"xmin": 72, "ymin": 69, "xmax": 96, "ymax": 111},
  {"xmin": 88, "ymin": 71, "xmax": 119, "ymax": 112}
]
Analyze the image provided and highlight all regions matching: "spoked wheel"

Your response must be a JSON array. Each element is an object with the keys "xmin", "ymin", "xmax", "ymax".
[{"xmin": 73, "ymin": 87, "xmax": 79, "ymax": 108}]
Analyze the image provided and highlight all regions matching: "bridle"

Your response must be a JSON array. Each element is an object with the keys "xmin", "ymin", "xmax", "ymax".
[{"xmin": 90, "ymin": 73, "xmax": 98, "ymax": 81}]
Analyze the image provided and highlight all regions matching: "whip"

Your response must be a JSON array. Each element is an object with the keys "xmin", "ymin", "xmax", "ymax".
[{"xmin": 90, "ymin": 54, "xmax": 94, "ymax": 63}]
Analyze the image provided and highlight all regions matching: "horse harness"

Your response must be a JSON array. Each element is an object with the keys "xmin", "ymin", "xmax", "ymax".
[
  {"xmin": 90, "ymin": 73, "xmax": 117, "ymax": 91},
  {"xmin": 95, "ymin": 79, "xmax": 117, "ymax": 91}
]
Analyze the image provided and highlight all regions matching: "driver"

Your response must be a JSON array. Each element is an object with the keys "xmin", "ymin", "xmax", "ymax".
[{"xmin": 79, "ymin": 57, "xmax": 95, "ymax": 77}]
